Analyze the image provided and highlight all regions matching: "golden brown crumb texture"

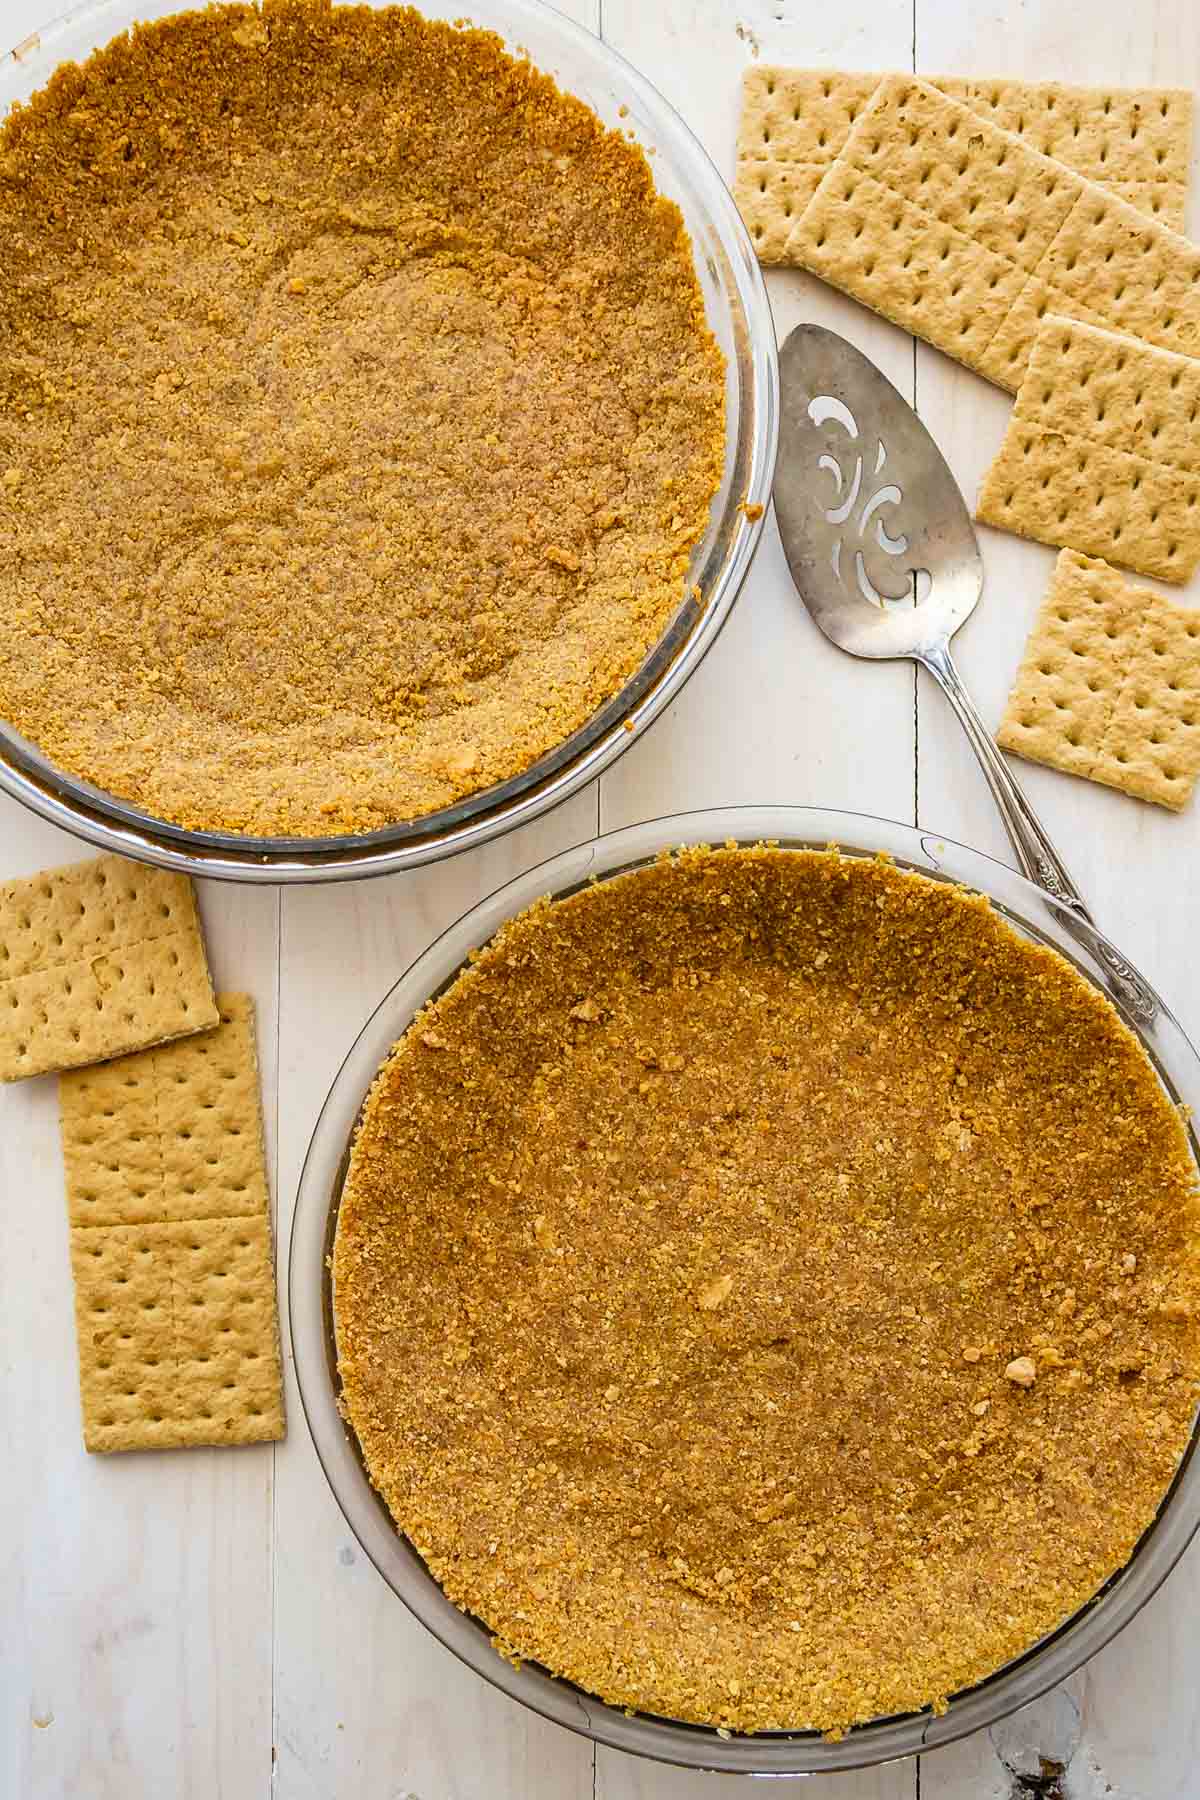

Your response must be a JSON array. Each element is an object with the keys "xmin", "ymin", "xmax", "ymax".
[
  {"xmin": 0, "ymin": 0, "xmax": 724, "ymax": 836},
  {"xmin": 333, "ymin": 848, "xmax": 1200, "ymax": 1736}
]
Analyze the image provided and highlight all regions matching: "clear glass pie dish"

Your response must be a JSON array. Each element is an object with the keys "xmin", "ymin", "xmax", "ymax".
[
  {"xmin": 289, "ymin": 804, "xmax": 1200, "ymax": 1776},
  {"xmin": 0, "ymin": 0, "xmax": 776, "ymax": 883}
]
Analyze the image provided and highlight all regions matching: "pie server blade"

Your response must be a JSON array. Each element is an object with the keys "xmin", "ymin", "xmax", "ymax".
[{"xmin": 772, "ymin": 322, "xmax": 1154, "ymax": 1022}]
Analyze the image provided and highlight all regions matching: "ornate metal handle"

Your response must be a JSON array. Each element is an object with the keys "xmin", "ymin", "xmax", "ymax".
[{"xmin": 918, "ymin": 639, "xmax": 1157, "ymax": 1026}]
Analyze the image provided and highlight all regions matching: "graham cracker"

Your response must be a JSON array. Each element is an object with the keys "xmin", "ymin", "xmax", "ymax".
[
  {"xmin": 997, "ymin": 550, "xmax": 1200, "ymax": 808},
  {"xmin": 977, "ymin": 316, "xmax": 1200, "ymax": 584},
  {"xmin": 780, "ymin": 75, "xmax": 1200, "ymax": 391},
  {"xmin": 61, "ymin": 993, "xmax": 285, "ymax": 1453},
  {"xmin": 1112, "ymin": 181, "xmax": 1190, "ymax": 228},
  {"xmin": 0, "ymin": 854, "xmax": 217, "ymax": 1082},
  {"xmin": 736, "ymin": 70, "xmax": 1191, "ymax": 262}
]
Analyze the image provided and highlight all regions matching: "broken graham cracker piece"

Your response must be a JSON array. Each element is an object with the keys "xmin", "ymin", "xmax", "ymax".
[
  {"xmin": 782, "ymin": 75, "xmax": 1200, "ymax": 392},
  {"xmin": 61, "ymin": 994, "xmax": 285, "ymax": 1453},
  {"xmin": 0, "ymin": 854, "xmax": 217, "ymax": 1082},
  {"xmin": 735, "ymin": 69, "xmax": 1191, "ymax": 261},
  {"xmin": 978, "ymin": 317, "xmax": 1200, "ymax": 584},
  {"xmin": 997, "ymin": 550, "xmax": 1200, "ymax": 809},
  {"xmin": 996, "ymin": 551, "xmax": 1135, "ymax": 786}
]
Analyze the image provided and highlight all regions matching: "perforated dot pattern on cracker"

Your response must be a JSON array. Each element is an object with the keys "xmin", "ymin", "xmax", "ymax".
[
  {"xmin": 997, "ymin": 550, "xmax": 1200, "ymax": 808},
  {"xmin": 0, "ymin": 854, "xmax": 217, "ymax": 1081},
  {"xmin": 778, "ymin": 76, "xmax": 1200, "ymax": 391},
  {"xmin": 977, "ymin": 316, "xmax": 1200, "ymax": 583},
  {"xmin": 736, "ymin": 69, "xmax": 1191, "ymax": 264},
  {"xmin": 61, "ymin": 993, "xmax": 285, "ymax": 1453}
]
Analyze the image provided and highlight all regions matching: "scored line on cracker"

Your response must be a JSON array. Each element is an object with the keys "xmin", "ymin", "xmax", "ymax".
[
  {"xmin": 997, "ymin": 550, "xmax": 1200, "ymax": 809},
  {"xmin": 60, "ymin": 992, "xmax": 285, "ymax": 1453},
  {"xmin": 779, "ymin": 75, "xmax": 1200, "ymax": 393},
  {"xmin": 977, "ymin": 316, "xmax": 1200, "ymax": 584},
  {"xmin": 735, "ymin": 69, "xmax": 1192, "ymax": 262},
  {"xmin": 0, "ymin": 853, "xmax": 218, "ymax": 1082}
]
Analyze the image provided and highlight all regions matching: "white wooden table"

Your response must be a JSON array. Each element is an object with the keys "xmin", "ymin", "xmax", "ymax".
[{"xmin": 5, "ymin": 0, "xmax": 1200, "ymax": 1794}]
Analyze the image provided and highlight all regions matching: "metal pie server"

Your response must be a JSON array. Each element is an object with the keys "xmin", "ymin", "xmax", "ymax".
[{"xmin": 773, "ymin": 322, "xmax": 1154, "ymax": 1022}]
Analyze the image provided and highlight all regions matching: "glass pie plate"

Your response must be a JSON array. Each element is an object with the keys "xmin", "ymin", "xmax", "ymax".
[
  {"xmin": 0, "ymin": 0, "xmax": 776, "ymax": 883},
  {"xmin": 290, "ymin": 804, "xmax": 1200, "ymax": 1776}
]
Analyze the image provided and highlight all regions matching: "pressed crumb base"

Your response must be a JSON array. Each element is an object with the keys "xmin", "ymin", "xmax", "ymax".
[
  {"xmin": 0, "ymin": 0, "xmax": 724, "ymax": 836},
  {"xmin": 334, "ymin": 848, "xmax": 1200, "ymax": 1735}
]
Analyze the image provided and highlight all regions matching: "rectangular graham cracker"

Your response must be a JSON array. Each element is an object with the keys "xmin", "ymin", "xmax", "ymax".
[
  {"xmin": 736, "ymin": 70, "xmax": 1192, "ymax": 262},
  {"xmin": 60, "ymin": 993, "xmax": 285, "ymax": 1453},
  {"xmin": 977, "ymin": 316, "xmax": 1200, "ymax": 583},
  {"xmin": 996, "ymin": 550, "xmax": 1200, "ymax": 808},
  {"xmin": 780, "ymin": 75, "xmax": 1200, "ymax": 392},
  {"xmin": 0, "ymin": 854, "xmax": 218, "ymax": 1082}
]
